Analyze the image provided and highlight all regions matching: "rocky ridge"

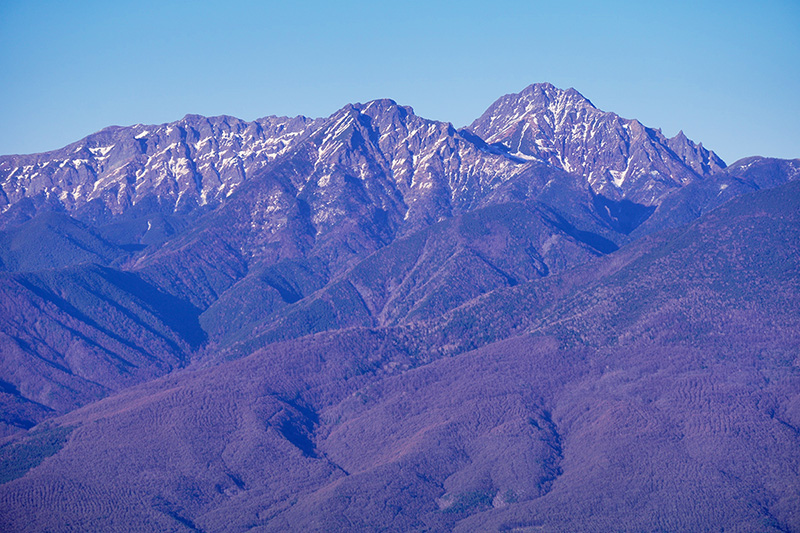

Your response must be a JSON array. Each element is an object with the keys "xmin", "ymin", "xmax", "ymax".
[
  {"xmin": 468, "ymin": 83, "xmax": 726, "ymax": 204},
  {"xmin": 1, "ymin": 84, "xmax": 726, "ymax": 232}
]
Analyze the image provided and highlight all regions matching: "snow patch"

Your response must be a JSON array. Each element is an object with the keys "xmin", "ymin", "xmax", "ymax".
[
  {"xmin": 89, "ymin": 145, "xmax": 115, "ymax": 158},
  {"xmin": 609, "ymin": 170, "xmax": 625, "ymax": 187},
  {"xmin": 194, "ymin": 137, "xmax": 211, "ymax": 150}
]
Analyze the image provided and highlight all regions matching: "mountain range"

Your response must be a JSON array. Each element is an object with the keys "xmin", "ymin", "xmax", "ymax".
[{"xmin": 0, "ymin": 83, "xmax": 798, "ymax": 532}]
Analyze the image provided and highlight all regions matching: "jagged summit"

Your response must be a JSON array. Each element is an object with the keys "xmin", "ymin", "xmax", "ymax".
[
  {"xmin": 0, "ymin": 83, "xmax": 728, "ymax": 228},
  {"xmin": 469, "ymin": 83, "xmax": 726, "ymax": 204},
  {"xmin": 351, "ymin": 98, "xmax": 414, "ymax": 116},
  {"xmin": 468, "ymin": 84, "xmax": 595, "ymax": 138},
  {"xmin": 519, "ymin": 82, "xmax": 596, "ymax": 110}
]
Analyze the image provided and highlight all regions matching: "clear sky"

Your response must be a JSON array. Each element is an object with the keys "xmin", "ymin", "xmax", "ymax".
[{"xmin": 1, "ymin": 0, "xmax": 798, "ymax": 164}]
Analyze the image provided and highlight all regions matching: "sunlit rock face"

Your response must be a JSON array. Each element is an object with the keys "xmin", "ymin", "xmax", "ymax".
[{"xmin": 469, "ymin": 82, "xmax": 726, "ymax": 204}]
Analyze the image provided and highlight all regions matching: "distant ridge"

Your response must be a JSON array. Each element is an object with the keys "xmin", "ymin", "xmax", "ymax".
[{"xmin": 2, "ymin": 84, "xmax": 723, "ymax": 226}]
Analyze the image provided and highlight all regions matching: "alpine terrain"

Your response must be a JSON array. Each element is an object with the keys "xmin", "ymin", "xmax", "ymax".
[{"xmin": 0, "ymin": 83, "xmax": 798, "ymax": 532}]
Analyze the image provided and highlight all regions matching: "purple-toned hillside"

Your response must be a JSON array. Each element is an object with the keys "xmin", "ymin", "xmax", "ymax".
[{"xmin": 0, "ymin": 84, "xmax": 799, "ymax": 532}]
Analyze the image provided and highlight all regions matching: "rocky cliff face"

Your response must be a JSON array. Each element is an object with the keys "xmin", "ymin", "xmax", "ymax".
[{"xmin": 468, "ymin": 83, "xmax": 726, "ymax": 204}]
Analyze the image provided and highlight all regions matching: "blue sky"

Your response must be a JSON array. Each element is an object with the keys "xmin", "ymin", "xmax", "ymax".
[{"xmin": 1, "ymin": 0, "xmax": 798, "ymax": 164}]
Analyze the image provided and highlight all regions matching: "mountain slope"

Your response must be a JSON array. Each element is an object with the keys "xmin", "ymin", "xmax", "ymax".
[
  {"xmin": 123, "ymin": 99, "xmax": 572, "ymax": 309},
  {"xmin": 0, "ymin": 88, "xmax": 797, "ymax": 433},
  {"xmin": 201, "ymin": 198, "xmax": 615, "ymax": 358},
  {"xmin": 0, "ymin": 87, "xmax": 796, "ymax": 421},
  {"xmin": 0, "ymin": 211, "xmax": 128, "ymax": 272},
  {"xmin": 0, "ymin": 92, "xmax": 613, "ymax": 429},
  {"xmin": 0, "ymin": 264, "xmax": 203, "ymax": 421},
  {"xmin": 0, "ymin": 114, "xmax": 318, "ymax": 225},
  {"xmin": 468, "ymin": 83, "xmax": 726, "ymax": 204},
  {"xmin": 1, "ymin": 178, "xmax": 798, "ymax": 532},
  {"xmin": 0, "ymin": 84, "xmax": 799, "ymax": 532},
  {"xmin": 630, "ymin": 156, "xmax": 800, "ymax": 239}
]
